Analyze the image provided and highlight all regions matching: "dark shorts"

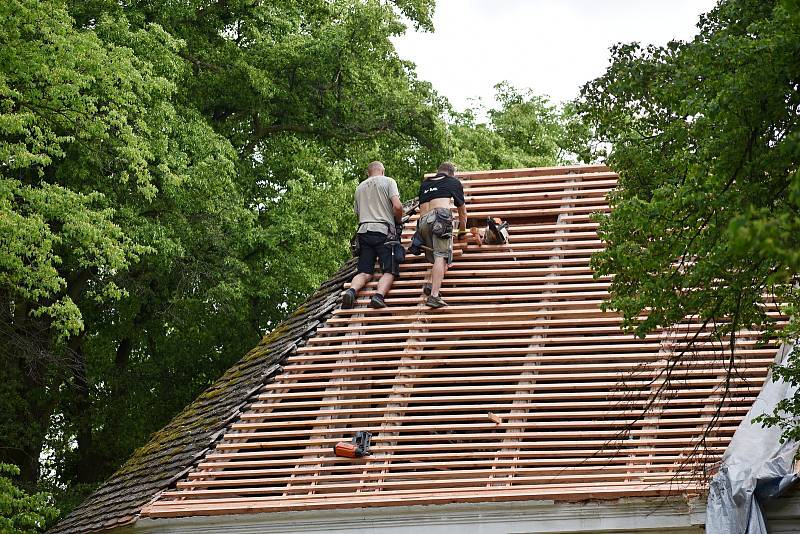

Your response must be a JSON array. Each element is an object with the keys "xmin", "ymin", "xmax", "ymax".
[{"xmin": 357, "ymin": 231, "xmax": 400, "ymax": 276}]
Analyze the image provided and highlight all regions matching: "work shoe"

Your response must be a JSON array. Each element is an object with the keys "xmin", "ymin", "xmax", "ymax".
[
  {"xmin": 425, "ymin": 294, "xmax": 448, "ymax": 308},
  {"xmin": 369, "ymin": 294, "xmax": 387, "ymax": 309},
  {"xmin": 341, "ymin": 288, "xmax": 356, "ymax": 309},
  {"xmin": 423, "ymin": 283, "xmax": 432, "ymax": 296}
]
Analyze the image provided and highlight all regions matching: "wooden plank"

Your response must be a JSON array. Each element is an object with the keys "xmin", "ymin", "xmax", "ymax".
[
  {"xmin": 464, "ymin": 206, "xmax": 607, "ymax": 218},
  {"xmin": 254, "ymin": 383, "xmax": 764, "ymax": 402},
  {"xmin": 461, "ymin": 196, "xmax": 610, "ymax": 210},
  {"xmin": 314, "ymin": 323, "xmax": 630, "ymax": 337},
  {"xmin": 392, "ymin": 266, "xmax": 599, "ymax": 279},
  {"xmin": 332, "ymin": 299, "xmax": 611, "ymax": 316},
  {"xmin": 247, "ymin": 394, "xmax": 757, "ymax": 412},
  {"xmin": 329, "ymin": 301, "xmax": 785, "ymax": 318},
  {"xmin": 398, "ymin": 248, "xmax": 605, "ymax": 262},
  {"xmin": 308, "ymin": 326, "xmax": 765, "ymax": 343},
  {"xmin": 402, "ymin": 240, "xmax": 607, "ymax": 253},
  {"xmin": 228, "ymin": 413, "xmax": 745, "ymax": 432},
  {"xmin": 281, "ymin": 357, "xmax": 772, "ymax": 375},
  {"xmin": 260, "ymin": 376, "xmax": 766, "ymax": 396},
  {"xmin": 169, "ymin": 471, "xmax": 692, "ymax": 495},
  {"xmin": 144, "ymin": 483, "xmax": 710, "ymax": 518},
  {"xmin": 457, "ymin": 198, "xmax": 608, "ymax": 212},
  {"xmin": 451, "ymin": 166, "xmax": 612, "ymax": 182},
  {"xmin": 213, "ymin": 433, "xmax": 737, "ymax": 451},
  {"xmin": 472, "ymin": 222, "xmax": 599, "ymax": 233},
  {"xmin": 286, "ymin": 347, "xmax": 777, "ymax": 363},
  {"xmin": 320, "ymin": 316, "xmax": 628, "ymax": 330},
  {"xmin": 238, "ymin": 404, "xmax": 749, "ymax": 423},
  {"xmin": 180, "ymin": 465, "xmax": 701, "ymax": 487},
  {"xmin": 466, "ymin": 187, "xmax": 612, "ymax": 203},
  {"xmin": 298, "ymin": 335, "xmax": 768, "ymax": 352},
  {"xmin": 323, "ymin": 311, "xmax": 784, "ymax": 328},
  {"xmin": 465, "ymin": 179, "xmax": 618, "ymax": 195},
  {"xmin": 342, "ymin": 283, "xmax": 613, "ymax": 299},
  {"xmin": 349, "ymin": 275, "xmax": 611, "ymax": 291},
  {"xmin": 185, "ymin": 457, "xmax": 700, "ymax": 478},
  {"xmin": 279, "ymin": 359, "xmax": 773, "ymax": 377},
  {"xmin": 298, "ymin": 337, "xmax": 671, "ymax": 353},
  {"xmin": 203, "ymin": 443, "xmax": 730, "ymax": 463},
  {"xmin": 203, "ymin": 445, "xmax": 725, "ymax": 463}
]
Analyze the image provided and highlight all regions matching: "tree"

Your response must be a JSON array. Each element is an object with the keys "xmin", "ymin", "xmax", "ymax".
[
  {"xmin": 1, "ymin": 0, "xmax": 237, "ymax": 487},
  {"xmin": 51, "ymin": 0, "xmax": 444, "ymax": 502},
  {"xmin": 446, "ymin": 82, "xmax": 592, "ymax": 171},
  {"xmin": 2, "ymin": 0, "xmax": 446, "ymax": 516},
  {"xmin": 577, "ymin": 0, "xmax": 800, "ymax": 438},
  {"xmin": 0, "ymin": 464, "xmax": 59, "ymax": 534}
]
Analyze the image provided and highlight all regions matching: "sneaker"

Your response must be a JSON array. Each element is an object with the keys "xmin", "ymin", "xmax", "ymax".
[
  {"xmin": 423, "ymin": 283, "xmax": 432, "ymax": 296},
  {"xmin": 341, "ymin": 288, "xmax": 356, "ymax": 309},
  {"xmin": 369, "ymin": 294, "xmax": 387, "ymax": 309},
  {"xmin": 425, "ymin": 294, "xmax": 448, "ymax": 308}
]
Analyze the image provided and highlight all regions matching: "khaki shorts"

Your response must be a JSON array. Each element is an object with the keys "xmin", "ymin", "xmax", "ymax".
[{"xmin": 417, "ymin": 208, "xmax": 453, "ymax": 264}]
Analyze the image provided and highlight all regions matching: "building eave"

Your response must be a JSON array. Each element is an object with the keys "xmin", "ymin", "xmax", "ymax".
[{"xmin": 109, "ymin": 497, "xmax": 709, "ymax": 534}]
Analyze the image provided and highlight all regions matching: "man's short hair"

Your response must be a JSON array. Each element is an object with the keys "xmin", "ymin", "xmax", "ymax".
[
  {"xmin": 438, "ymin": 162, "xmax": 457, "ymax": 176},
  {"xmin": 367, "ymin": 161, "xmax": 385, "ymax": 176}
]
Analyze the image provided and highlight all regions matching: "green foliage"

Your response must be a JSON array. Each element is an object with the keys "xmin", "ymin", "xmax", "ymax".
[
  {"xmin": 446, "ymin": 82, "xmax": 593, "ymax": 171},
  {"xmin": 0, "ymin": 0, "xmax": 158, "ymax": 338},
  {"xmin": 0, "ymin": 464, "xmax": 59, "ymax": 534},
  {"xmin": 578, "ymin": 0, "xmax": 800, "ymax": 438},
  {"xmin": 1, "ymin": 0, "xmax": 444, "ymax": 519}
]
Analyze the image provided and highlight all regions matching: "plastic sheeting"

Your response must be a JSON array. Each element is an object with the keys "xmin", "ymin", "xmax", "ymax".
[{"xmin": 706, "ymin": 343, "xmax": 799, "ymax": 534}]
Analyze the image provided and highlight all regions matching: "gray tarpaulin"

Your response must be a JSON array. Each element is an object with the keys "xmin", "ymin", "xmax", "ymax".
[{"xmin": 706, "ymin": 342, "xmax": 799, "ymax": 534}]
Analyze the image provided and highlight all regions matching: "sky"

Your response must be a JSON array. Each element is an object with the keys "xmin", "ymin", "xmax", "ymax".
[{"xmin": 392, "ymin": 0, "xmax": 719, "ymax": 112}]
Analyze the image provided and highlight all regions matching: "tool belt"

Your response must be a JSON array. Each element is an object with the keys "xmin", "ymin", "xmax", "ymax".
[
  {"xmin": 407, "ymin": 230, "xmax": 425, "ymax": 255},
  {"xmin": 349, "ymin": 229, "xmax": 362, "ymax": 258},
  {"xmin": 350, "ymin": 221, "xmax": 399, "ymax": 257},
  {"xmin": 430, "ymin": 208, "xmax": 453, "ymax": 238},
  {"xmin": 350, "ymin": 221, "xmax": 405, "ymax": 277}
]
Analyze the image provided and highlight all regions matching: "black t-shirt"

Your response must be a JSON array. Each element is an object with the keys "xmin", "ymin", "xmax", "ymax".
[{"xmin": 418, "ymin": 174, "xmax": 465, "ymax": 207}]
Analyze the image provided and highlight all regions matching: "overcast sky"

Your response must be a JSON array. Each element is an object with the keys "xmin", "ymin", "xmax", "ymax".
[{"xmin": 392, "ymin": 0, "xmax": 719, "ymax": 112}]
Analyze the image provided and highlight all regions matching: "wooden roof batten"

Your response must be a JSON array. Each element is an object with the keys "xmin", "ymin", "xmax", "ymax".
[{"xmin": 49, "ymin": 164, "xmax": 784, "ymax": 533}]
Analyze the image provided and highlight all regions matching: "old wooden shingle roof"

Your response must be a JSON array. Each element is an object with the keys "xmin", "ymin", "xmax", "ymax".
[
  {"xmin": 48, "ymin": 263, "xmax": 358, "ymax": 533},
  {"xmin": 50, "ymin": 165, "xmax": 783, "ymax": 531}
]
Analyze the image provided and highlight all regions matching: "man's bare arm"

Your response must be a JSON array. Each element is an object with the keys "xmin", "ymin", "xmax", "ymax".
[
  {"xmin": 391, "ymin": 195, "xmax": 403, "ymax": 223},
  {"xmin": 457, "ymin": 203, "xmax": 468, "ymax": 239}
]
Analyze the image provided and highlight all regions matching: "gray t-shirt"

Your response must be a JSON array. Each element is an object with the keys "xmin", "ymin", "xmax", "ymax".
[{"xmin": 354, "ymin": 175, "xmax": 400, "ymax": 234}]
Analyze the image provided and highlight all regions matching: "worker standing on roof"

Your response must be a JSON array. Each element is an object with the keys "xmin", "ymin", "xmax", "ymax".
[
  {"xmin": 416, "ymin": 162, "xmax": 468, "ymax": 308},
  {"xmin": 342, "ymin": 161, "xmax": 404, "ymax": 309}
]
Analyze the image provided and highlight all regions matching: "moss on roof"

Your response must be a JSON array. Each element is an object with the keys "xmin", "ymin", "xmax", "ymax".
[{"xmin": 48, "ymin": 260, "xmax": 358, "ymax": 534}]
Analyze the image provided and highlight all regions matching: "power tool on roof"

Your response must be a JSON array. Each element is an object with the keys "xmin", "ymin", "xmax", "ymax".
[
  {"xmin": 484, "ymin": 217, "xmax": 510, "ymax": 245},
  {"xmin": 334, "ymin": 431, "xmax": 372, "ymax": 458}
]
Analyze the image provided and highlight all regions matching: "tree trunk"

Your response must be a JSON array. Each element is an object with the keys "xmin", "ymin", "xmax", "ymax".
[
  {"xmin": 71, "ymin": 335, "xmax": 100, "ymax": 483},
  {"xmin": 0, "ymin": 293, "xmax": 57, "ymax": 486}
]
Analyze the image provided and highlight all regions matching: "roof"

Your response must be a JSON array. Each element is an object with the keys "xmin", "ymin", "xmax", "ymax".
[
  {"xmin": 49, "ymin": 264, "xmax": 359, "ymax": 533},
  {"xmin": 51, "ymin": 165, "xmax": 783, "ymax": 531}
]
